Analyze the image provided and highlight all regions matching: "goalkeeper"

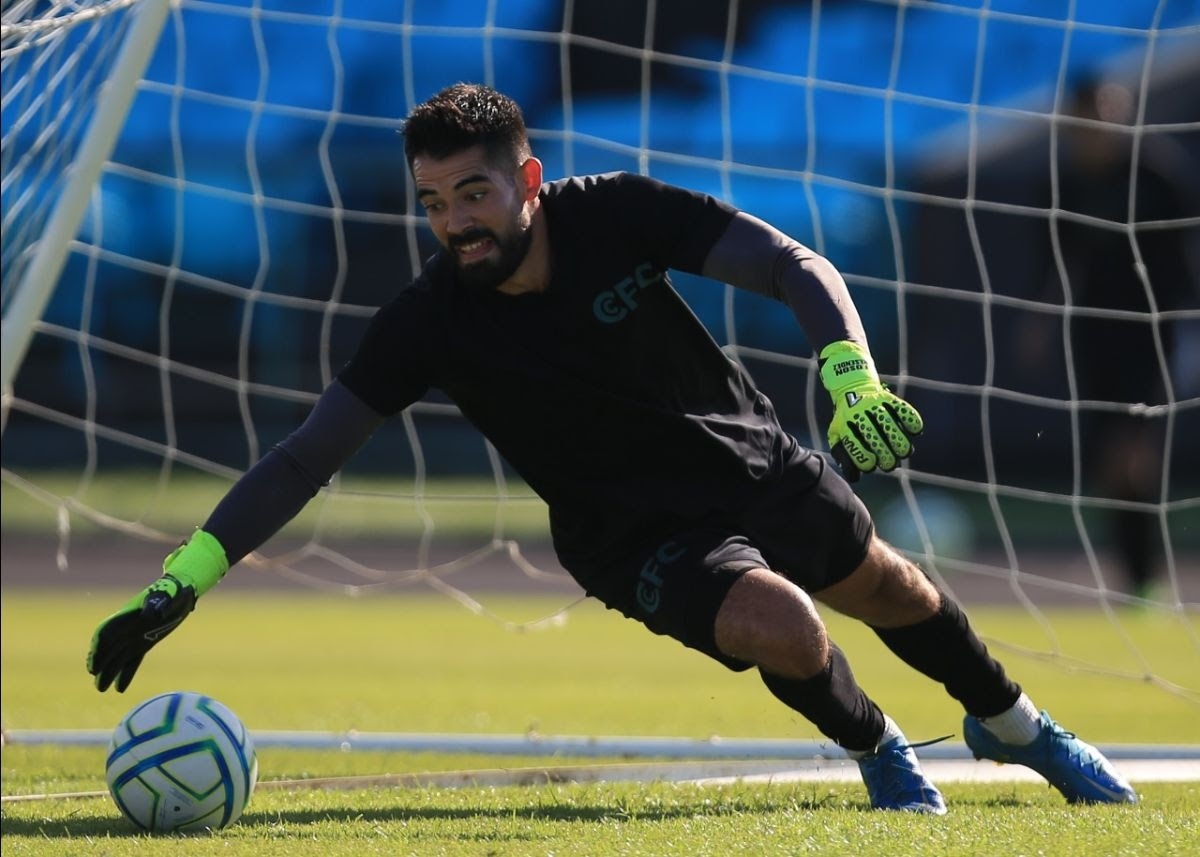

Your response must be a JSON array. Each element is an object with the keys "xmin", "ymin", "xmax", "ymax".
[{"xmin": 88, "ymin": 83, "xmax": 1136, "ymax": 813}]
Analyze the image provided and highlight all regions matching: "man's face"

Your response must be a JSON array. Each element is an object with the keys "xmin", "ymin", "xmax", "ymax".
[{"xmin": 412, "ymin": 145, "xmax": 534, "ymax": 292}]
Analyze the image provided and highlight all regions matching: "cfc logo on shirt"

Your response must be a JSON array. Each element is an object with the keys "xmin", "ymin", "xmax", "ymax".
[{"xmin": 593, "ymin": 262, "xmax": 664, "ymax": 323}]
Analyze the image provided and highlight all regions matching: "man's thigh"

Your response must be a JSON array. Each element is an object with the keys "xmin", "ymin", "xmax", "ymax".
[
  {"xmin": 742, "ymin": 452, "xmax": 875, "ymax": 592},
  {"xmin": 574, "ymin": 528, "xmax": 762, "ymax": 671}
]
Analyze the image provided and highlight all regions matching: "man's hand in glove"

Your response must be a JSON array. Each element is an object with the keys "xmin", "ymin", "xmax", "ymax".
[
  {"xmin": 819, "ymin": 340, "xmax": 924, "ymax": 481},
  {"xmin": 87, "ymin": 529, "xmax": 227, "ymax": 692}
]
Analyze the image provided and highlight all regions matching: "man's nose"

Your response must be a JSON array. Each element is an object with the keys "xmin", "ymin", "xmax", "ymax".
[{"xmin": 447, "ymin": 203, "xmax": 475, "ymax": 234}]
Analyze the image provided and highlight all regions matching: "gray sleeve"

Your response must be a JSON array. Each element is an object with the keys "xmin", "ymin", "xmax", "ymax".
[
  {"xmin": 202, "ymin": 379, "xmax": 386, "ymax": 565},
  {"xmin": 700, "ymin": 211, "xmax": 867, "ymax": 352}
]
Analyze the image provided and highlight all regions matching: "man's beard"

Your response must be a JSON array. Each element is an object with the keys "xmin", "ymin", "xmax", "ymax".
[{"xmin": 450, "ymin": 223, "xmax": 534, "ymax": 293}]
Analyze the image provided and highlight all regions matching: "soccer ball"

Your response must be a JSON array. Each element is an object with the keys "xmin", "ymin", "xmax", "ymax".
[{"xmin": 105, "ymin": 690, "xmax": 258, "ymax": 833}]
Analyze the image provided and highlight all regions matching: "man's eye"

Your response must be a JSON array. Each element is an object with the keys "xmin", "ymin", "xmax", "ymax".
[{"xmin": 423, "ymin": 201, "xmax": 445, "ymax": 213}]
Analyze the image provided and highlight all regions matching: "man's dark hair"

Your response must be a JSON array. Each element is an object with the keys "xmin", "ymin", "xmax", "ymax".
[{"xmin": 402, "ymin": 83, "xmax": 531, "ymax": 171}]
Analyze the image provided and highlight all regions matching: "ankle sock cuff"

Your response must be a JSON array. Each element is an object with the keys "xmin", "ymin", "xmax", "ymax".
[{"xmin": 978, "ymin": 692, "xmax": 1041, "ymax": 745}]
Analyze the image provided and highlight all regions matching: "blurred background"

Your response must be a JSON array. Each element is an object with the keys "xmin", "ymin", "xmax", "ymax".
[{"xmin": 3, "ymin": 0, "xmax": 1199, "ymax": 595}]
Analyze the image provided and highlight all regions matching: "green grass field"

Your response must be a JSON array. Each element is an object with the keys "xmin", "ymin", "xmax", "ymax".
[
  {"xmin": 0, "ymin": 471, "xmax": 553, "ymax": 541},
  {"xmin": 9, "ymin": 468, "xmax": 1197, "ymax": 549},
  {"xmin": 3, "ymin": 779, "xmax": 1197, "ymax": 856},
  {"xmin": 2, "ymin": 590, "xmax": 1198, "ymax": 855}
]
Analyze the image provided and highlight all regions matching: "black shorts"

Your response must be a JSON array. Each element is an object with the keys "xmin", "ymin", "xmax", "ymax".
[{"xmin": 566, "ymin": 451, "xmax": 873, "ymax": 671}]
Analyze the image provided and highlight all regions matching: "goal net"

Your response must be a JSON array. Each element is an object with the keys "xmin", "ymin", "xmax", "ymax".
[{"xmin": 3, "ymin": 0, "xmax": 1197, "ymax": 712}]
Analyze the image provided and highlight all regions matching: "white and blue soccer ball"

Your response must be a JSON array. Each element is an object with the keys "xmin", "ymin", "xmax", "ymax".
[{"xmin": 105, "ymin": 690, "xmax": 258, "ymax": 833}]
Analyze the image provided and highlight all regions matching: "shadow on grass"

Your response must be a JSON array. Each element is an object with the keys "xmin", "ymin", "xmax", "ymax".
[{"xmin": 0, "ymin": 790, "xmax": 870, "ymax": 839}]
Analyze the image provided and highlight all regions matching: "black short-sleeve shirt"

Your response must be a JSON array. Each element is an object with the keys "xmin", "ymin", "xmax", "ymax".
[{"xmin": 338, "ymin": 172, "xmax": 804, "ymax": 565}]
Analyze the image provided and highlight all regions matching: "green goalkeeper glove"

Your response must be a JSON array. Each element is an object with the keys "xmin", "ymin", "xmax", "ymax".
[
  {"xmin": 87, "ymin": 529, "xmax": 228, "ymax": 692},
  {"xmin": 819, "ymin": 340, "xmax": 924, "ymax": 481}
]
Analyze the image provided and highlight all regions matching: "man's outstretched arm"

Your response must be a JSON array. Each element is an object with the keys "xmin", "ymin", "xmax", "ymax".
[
  {"xmin": 701, "ymin": 210, "xmax": 867, "ymax": 350},
  {"xmin": 87, "ymin": 380, "xmax": 386, "ymax": 692},
  {"xmin": 202, "ymin": 380, "xmax": 386, "ymax": 565},
  {"xmin": 702, "ymin": 212, "xmax": 922, "ymax": 479}
]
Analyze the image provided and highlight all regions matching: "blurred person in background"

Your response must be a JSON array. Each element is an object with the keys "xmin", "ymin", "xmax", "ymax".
[{"xmin": 1033, "ymin": 75, "xmax": 1199, "ymax": 599}]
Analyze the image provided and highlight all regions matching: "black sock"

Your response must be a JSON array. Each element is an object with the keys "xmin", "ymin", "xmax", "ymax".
[
  {"xmin": 1114, "ymin": 507, "xmax": 1157, "ymax": 594},
  {"xmin": 759, "ymin": 643, "xmax": 885, "ymax": 752},
  {"xmin": 872, "ymin": 595, "xmax": 1020, "ymax": 718}
]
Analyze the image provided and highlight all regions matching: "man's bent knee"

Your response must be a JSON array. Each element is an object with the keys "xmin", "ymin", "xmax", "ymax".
[{"xmin": 713, "ymin": 568, "xmax": 829, "ymax": 678}]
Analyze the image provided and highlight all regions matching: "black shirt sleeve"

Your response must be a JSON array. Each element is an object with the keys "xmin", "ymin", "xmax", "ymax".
[
  {"xmin": 590, "ymin": 174, "xmax": 865, "ymax": 352},
  {"xmin": 593, "ymin": 172, "xmax": 738, "ymax": 275},
  {"xmin": 337, "ymin": 282, "xmax": 436, "ymax": 416}
]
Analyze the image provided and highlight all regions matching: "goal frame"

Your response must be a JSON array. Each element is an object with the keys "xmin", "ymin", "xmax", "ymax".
[{"xmin": 1, "ymin": 0, "xmax": 171, "ymax": 397}]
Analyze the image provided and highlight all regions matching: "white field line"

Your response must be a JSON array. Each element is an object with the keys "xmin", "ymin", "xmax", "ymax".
[
  {"xmin": 3, "ymin": 757, "xmax": 1197, "ymax": 804},
  {"xmin": 6, "ymin": 729, "xmax": 1200, "ymax": 760}
]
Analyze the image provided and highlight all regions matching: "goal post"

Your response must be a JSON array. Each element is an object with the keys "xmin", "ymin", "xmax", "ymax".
[
  {"xmin": 1, "ymin": 1, "xmax": 1197, "ymax": 735},
  {"xmin": 1, "ymin": 0, "xmax": 171, "ymax": 396}
]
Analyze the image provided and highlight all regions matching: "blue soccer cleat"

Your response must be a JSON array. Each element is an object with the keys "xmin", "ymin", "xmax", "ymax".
[
  {"xmin": 856, "ymin": 732, "xmax": 948, "ymax": 814},
  {"xmin": 963, "ymin": 710, "xmax": 1138, "ymax": 804}
]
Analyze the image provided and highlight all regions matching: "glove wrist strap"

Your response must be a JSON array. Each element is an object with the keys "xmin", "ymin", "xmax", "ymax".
[
  {"xmin": 162, "ymin": 529, "xmax": 229, "ymax": 597},
  {"xmin": 819, "ymin": 340, "xmax": 879, "ymax": 396}
]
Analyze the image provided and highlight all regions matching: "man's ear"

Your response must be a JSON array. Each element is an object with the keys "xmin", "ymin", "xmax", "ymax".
[{"xmin": 517, "ymin": 157, "xmax": 543, "ymax": 201}]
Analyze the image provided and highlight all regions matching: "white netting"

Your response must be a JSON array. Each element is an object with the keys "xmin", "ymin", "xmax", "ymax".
[
  {"xmin": 1, "ymin": 1, "xmax": 1197, "ymax": 699},
  {"xmin": 2, "ymin": 0, "xmax": 144, "ymax": 306}
]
